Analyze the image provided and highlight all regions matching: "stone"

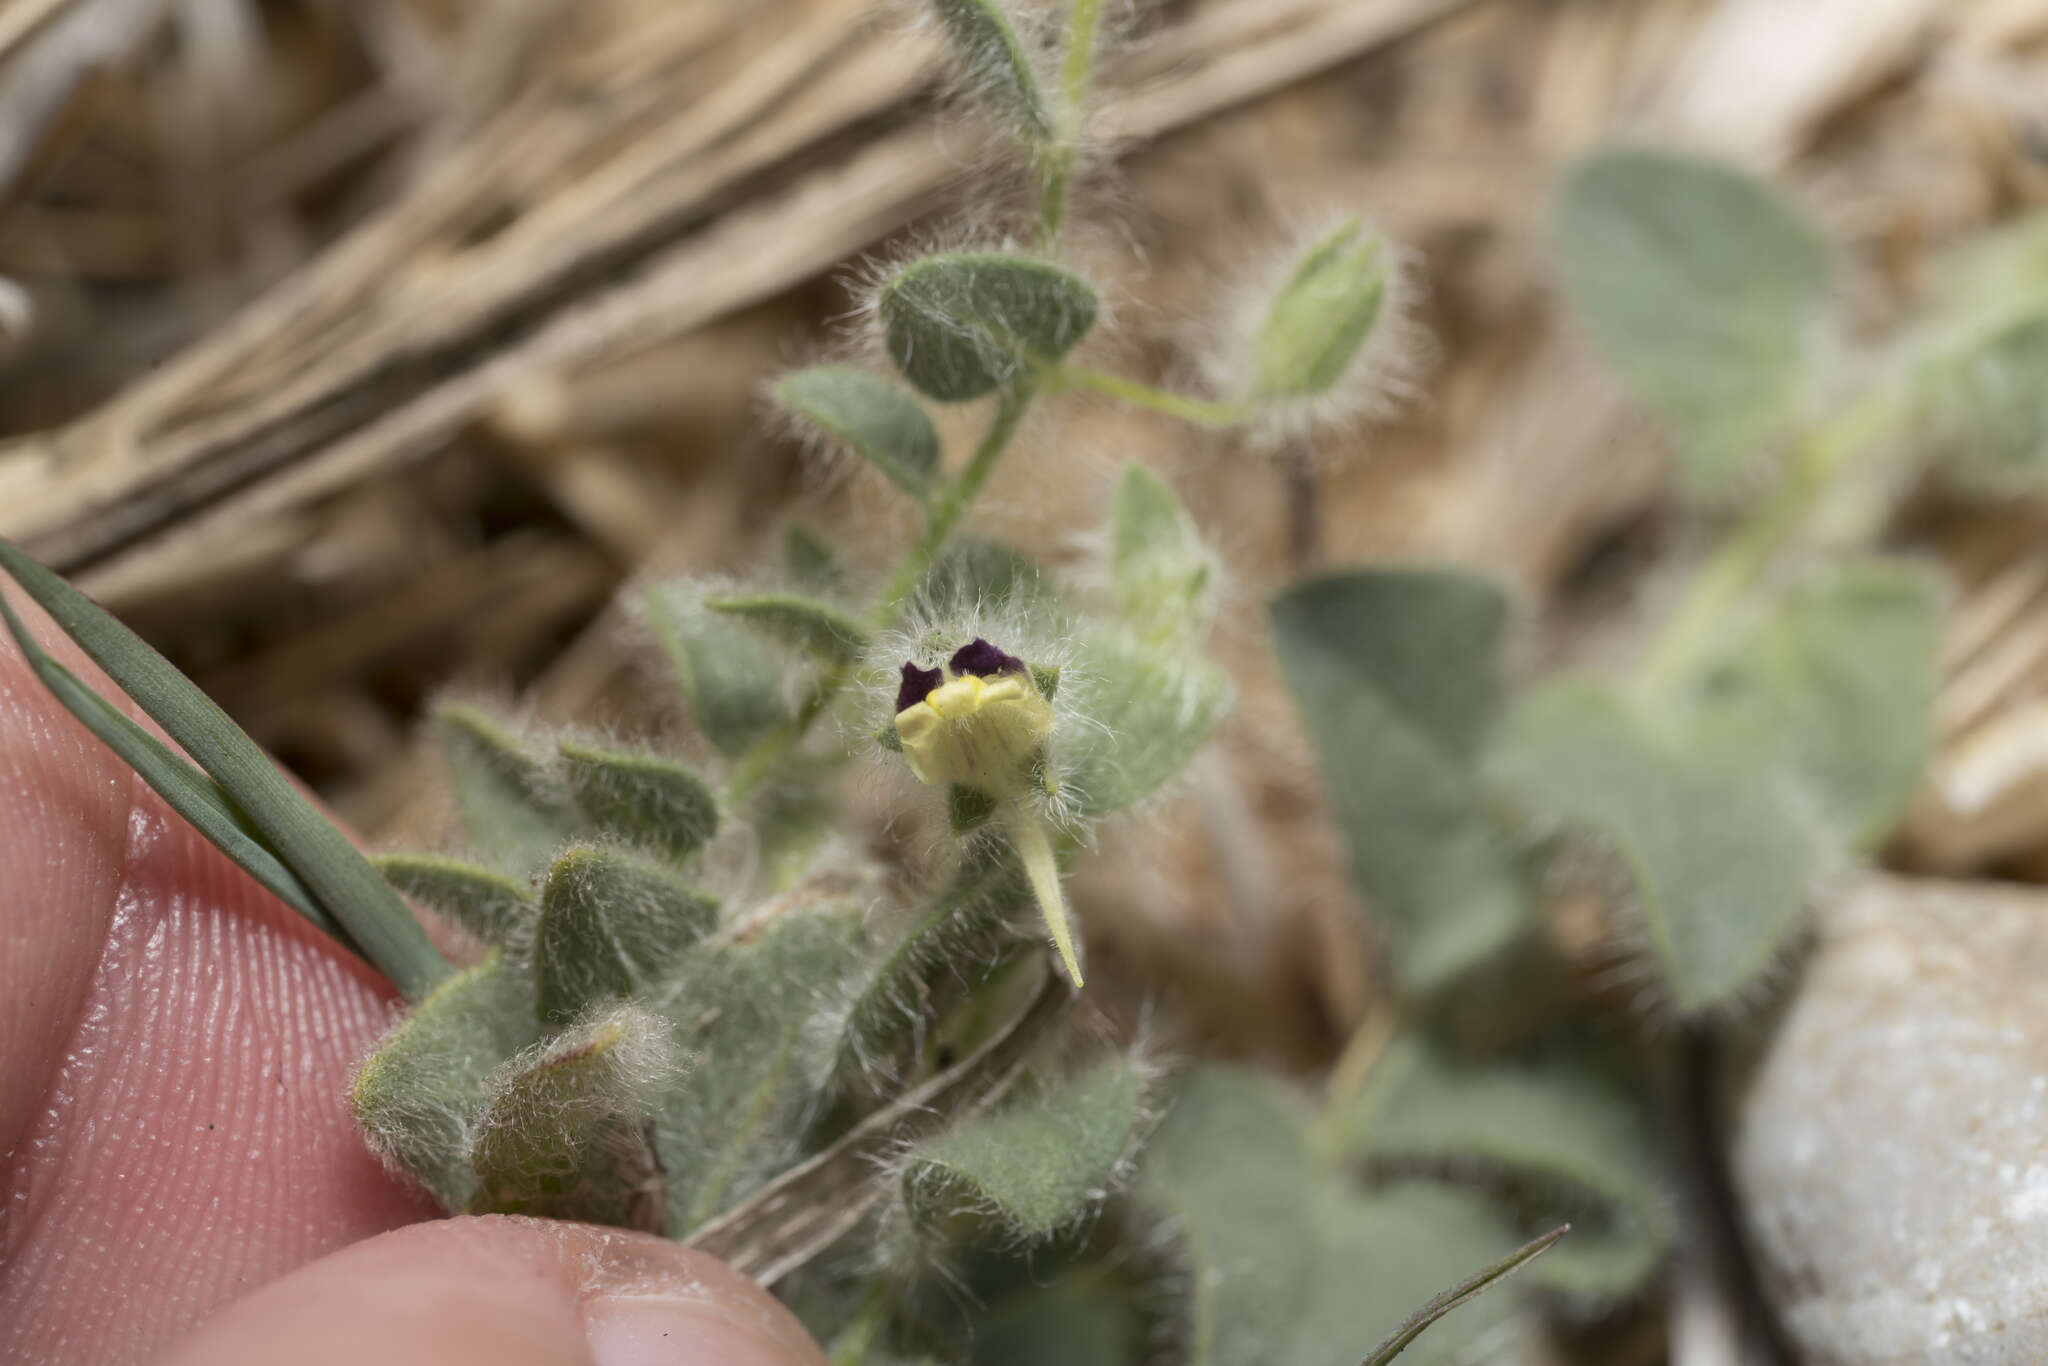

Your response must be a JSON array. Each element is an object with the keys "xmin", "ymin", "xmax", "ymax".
[{"xmin": 1730, "ymin": 874, "xmax": 2048, "ymax": 1364}]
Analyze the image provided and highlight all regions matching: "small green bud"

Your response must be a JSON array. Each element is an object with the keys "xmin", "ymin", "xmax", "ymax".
[{"xmin": 1251, "ymin": 221, "xmax": 1388, "ymax": 400}]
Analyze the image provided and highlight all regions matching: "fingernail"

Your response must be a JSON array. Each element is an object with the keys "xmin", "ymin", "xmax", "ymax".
[{"xmin": 585, "ymin": 1294, "xmax": 816, "ymax": 1366}]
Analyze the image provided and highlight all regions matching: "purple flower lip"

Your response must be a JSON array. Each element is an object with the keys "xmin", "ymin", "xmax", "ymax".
[
  {"xmin": 948, "ymin": 638, "xmax": 1027, "ymax": 680},
  {"xmin": 895, "ymin": 661, "xmax": 944, "ymax": 714}
]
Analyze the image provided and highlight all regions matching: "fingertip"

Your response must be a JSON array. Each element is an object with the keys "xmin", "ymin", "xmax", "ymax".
[{"xmin": 152, "ymin": 1216, "xmax": 828, "ymax": 1366}]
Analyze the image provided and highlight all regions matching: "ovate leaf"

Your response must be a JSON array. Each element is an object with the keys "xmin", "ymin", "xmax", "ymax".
[
  {"xmin": 902, "ymin": 1052, "xmax": 1149, "ymax": 1240},
  {"xmin": 784, "ymin": 523, "xmax": 848, "ymax": 591},
  {"xmin": 1556, "ymin": 148, "xmax": 1830, "ymax": 494},
  {"xmin": 928, "ymin": 0, "xmax": 1053, "ymax": 140},
  {"xmin": 1685, "ymin": 558, "xmax": 1940, "ymax": 847},
  {"xmin": 374, "ymin": 853, "xmax": 536, "ymax": 946},
  {"xmin": 1487, "ymin": 681, "xmax": 1814, "ymax": 1014},
  {"xmin": 436, "ymin": 703, "xmax": 585, "ymax": 872},
  {"xmin": 778, "ymin": 367, "xmax": 941, "ymax": 497},
  {"xmin": 1110, "ymin": 465, "xmax": 1216, "ymax": 644},
  {"xmin": 1143, "ymin": 1068, "xmax": 1526, "ymax": 1366},
  {"xmin": 1250, "ymin": 221, "xmax": 1389, "ymax": 400},
  {"xmin": 1063, "ymin": 629, "xmax": 1228, "ymax": 817},
  {"xmin": 558, "ymin": 740, "xmax": 720, "ymax": 865},
  {"xmin": 466, "ymin": 1004, "xmax": 677, "ymax": 1232},
  {"xmin": 880, "ymin": 254, "xmax": 1097, "ymax": 401},
  {"xmin": 645, "ymin": 581, "xmax": 793, "ymax": 758},
  {"xmin": 707, "ymin": 592, "xmax": 870, "ymax": 665},
  {"xmin": 1268, "ymin": 569, "xmax": 1530, "ymax": 994},
  {"xmin": 350, "ymin": 952, "xmax": 538, "ymax": 1209},
  {"xmin": 534, "ymin": 846, "xmax": 719, "ymax": 1026},
  {"xmin": 1350, "ymin": 1038, "xmax": 1669, "ymax": 1303}
]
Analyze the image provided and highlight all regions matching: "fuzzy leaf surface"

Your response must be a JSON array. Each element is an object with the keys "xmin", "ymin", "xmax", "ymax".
[
  {"xmin": 1143, "ymin": 1068, "xmax": 1524, "ymax": 1366},
  {"xmin": 535, "ymin": 846, "xmax": 720, "ymax": 1026},
  {"xmin": 777, "ymin": 366, "xmax": 941, "ymax": 497},
  {"xmin": 880, "ymin": 254, "xmax": 1097, "ymax": 401},
  {"xmin": 374, "ymin": 853, "xmax": 536, "ymax": 946},
  {"xmin": 1350, "ymin": 1039, "xmax": 1669, "ymax": 1302},
  {"xmin": 1268, "ymin": 569, "xmax": 1530, "ymax": 994},
  {"xmin": 707, "ymin": 593, "xmax": 870, "ymax": 666},
  {"xmin": 1487, "ymin": 681, "xmax": 1813, "ymax": 1013},
  {"xmin": 1557, "ymin": 148, "xmax": 1829, "ymax": 494},
  {"xmin": 653, "ymin": 902, "xmax": 868, "ymax": 1231},
  {"xmin": 645, "ymin": 582, "xmax": 794, "ymax": 758},
  {"xmin": 467, "ymin": 1004, "xmax": 675, "ymax": 1232},
  {"xmin": 558, "ymin": 740, "xmax": 720, "ymax": 865},
  {"xmin": 1251, "ymin": 221, "xmax": 1388, "ymax": 400},
  {"xmin": 351, "ymin": 953, "xmax": 538, "ymax": 1209},
  {"xmin": 928, "ymin": 0, "xmax": 1052, "ymax": 139},
  {"xmin": 436, "ymin": 703, "xmax": 586, "ymax": 872},
  {"xmin": 1110, "ymin": 465, "xmax": 1214, "ymax": 645},
  {"xmin": 1064, "ymin": 630, "xmax": 1228, "ymax": 817},
  {"xmin": 903, "ymin": 1052, "xmax": 1148, "ymax": 1239},
  {"xmin": 1684, "ymin": 559, "xmax": 1940, "ymax": 848},
  {"xmin": 784, "ymin": 523, "xmax": 848, "ymax": 590}
]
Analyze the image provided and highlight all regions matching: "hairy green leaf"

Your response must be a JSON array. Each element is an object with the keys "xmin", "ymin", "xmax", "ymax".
[
  {"xmin": 778, "ymin": 367, "xmax": 942, "ymax": 497},
  {"xmin": 1064, "ymin": 630, "xmax": 1228, "ymax": 817},
  {"xmin": 534, "ymin": 846, "xmax": 720, "ymax": 1026},
  {"xmin": 374, "ymin": 853, "xmax": 536, "ymax": 946},
  {"xmin": 1351, "ymin": 1039, "xmax": 1669, "ymax": 1303},
  {"xmin": 903, "ymin": 1052, "xmax": 1149, "ymax": 1239},
  {"xmin": 1557, "ymin": 148, "xmax": 1830, "ymax": 494},
  {"xmin": 914, "ymin": 537, "xmax": 1058, "ymax": 627},
  {"xmin": 653, "ymin": 902, "xmax": 868, "ymax": 1231},
  {"xmin": 1251, "ymin": 222, "xmax": 1388, "ymax": 400},
  {"xmin": 1268, "ymin": 569, "xmax": 1531, "ymax": 994},
  {"xmin": 466, "ymin": 1003, "xmax": 676, "ymax": 1232},
  {"xmin": 928, "ymin": 0, "xmax": 1052, "ymax": 139},
  {"xmin": 436, "ymin": 703, "xmax": 586, "ymax": 872},
  {"xmin": 1487, "ymin": 681, "xmax": 1814, "ymax": 1013},
  {"xmin": 558, "ymin": 740, "xmax": 720, "ymax": 865},
  {"xmin": 1110, "ymin": 465, "xmax": 1215, "ymax": 644},
  {"xmin": 1143, "ymin": 1068, "xmax": 1525, "ymax": 1366},
  {"xmin": 0, "ymin": 539, "xmax": 447, "ymax": 997},
  {"xmin": 880, "ymin": 254, "xmax": 1097, "ymax": 402},
  {"xmin": 784, "ymin": 523, "xmax": 848, "ymax": 591},
  {"xmin": 1686, "ymin": 559, "xmax": 1940, "ymax": 848},
  {"xmin": 644, "ymin": 581, "xmax": 794, "ymax": 758},
  {"xmin": 350, "ymin": 952, "xmax": 538, "ymax": 1209},
  {"xmin": 707, "ymin": 592, "xmax": 870, "ymax": 666}
]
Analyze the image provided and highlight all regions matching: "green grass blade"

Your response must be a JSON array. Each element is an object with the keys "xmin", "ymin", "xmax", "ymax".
[
  {"xmin": 0, "ymin": 539, "xmax": 448, "ymax": 998},
  {"xmin": 1358, "ymin": 1224, "xmax": 1568, "ymax": 1366}
]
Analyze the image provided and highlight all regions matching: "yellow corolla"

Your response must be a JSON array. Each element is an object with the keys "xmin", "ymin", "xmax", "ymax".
[{"xmin": 892, "ymin": 639, "xmax": 1082, "ymax": 987}]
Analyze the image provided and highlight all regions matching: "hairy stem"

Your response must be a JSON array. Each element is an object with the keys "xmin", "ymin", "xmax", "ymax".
[
  {"xmin": 1037, "ymin": 0, "xmax": 1103, "ymax": 249},
  {"xmin": 1062, "ymin": 366, "xmax": 1254, "ymax": 426},
  {"xmin": 723, "ymin": 383, "xmax": 1036, "ymax": 805},
  {"xmin": 1637, "ymin": 390, "xmax": 1899, "ymax": 696}
]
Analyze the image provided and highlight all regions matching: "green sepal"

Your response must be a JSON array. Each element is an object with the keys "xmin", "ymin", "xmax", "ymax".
[
  {"xmin": 373, "ymin": 853, "xmax": 536, "ymax": 946},
  {"xmin": 777, "ymin": 366, "xmax": 942, "ymax": 498},
  {"xmin": 880, "ymin": 254, "xmax": 1098, "ymax": 402},
  {"xmin": 928, "ymin": 0, "xmax": 1053, "ymax": 140},
  {"xmin": 1028, "ymin": 662, "xmax": 1060, "ymax": 702},
  {"xmin": 644, "ymin": 581, "xmax": 794, "ymax": 758},
  {"xmin": 1349, "ymin": 1038, "xmax": 1669, "ymax": 1304},
  {"xmin": 534, "ymin": 845, "xmax": 720, "ymax": 1026},
  {"xmin": 435, "ymin": 703, "xmax": 586, "ymax": 873},
  {"xmin": 1110, "ymin": 465, "xmax": 1215, "ymax": 644},
  {"xmin": 1268, "ymin": 569, "xmax": 1531, "ymax": 995},
  {"xmin": 0, "ymin": 538, "xmax": 447, "ymax": 998},
  {"xmin": 1250, "ymin": 222, "xmax": 1388, "ymax": 401},
  {"xmin": 1487, "ymin": 680, "xmax": 1813, "ymax": 1014},
  {"xmin": 558, "ymin": 740, "xmax": 720, "ymax": 865},
  {"xmin": 350, "ymin": 952, "xmax": 538, "ymax": 1209},
  {"xmin": 901, "ymin": 1052, "xmax": 1149, "ymax": 1241},
  {"xmin": 1555, "ymin": 147, "xmax": 1831, "ymax": 496},
  {"xmin": 466, "ymin": 1003, "xmax": 676, "ymax": 1233},
  {"xmin": 706, "ymin": 592, "xmax": 871, "ymax": 665}
]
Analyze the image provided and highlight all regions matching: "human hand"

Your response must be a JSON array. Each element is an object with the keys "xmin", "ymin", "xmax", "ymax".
[{"xmin": 0, "ymin": 586, "xmax": 828, "ymax": 1366}]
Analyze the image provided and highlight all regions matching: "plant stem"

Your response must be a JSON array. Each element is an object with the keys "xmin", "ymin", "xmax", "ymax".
[
  {"xmin": 1061, "ymin": 365, "xmax": 1254, "ymax": 427},
  {"xmin": 1036, "ymin": 0, "xmax": 1103, "ymax": 249},
  {"xmin": 1636, "ymin": 391, "xmax": 1899, "ymax": 696},
  {"xmin": 723, "ymin": 383, "xmax": 1036, "ymax": 805}
]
